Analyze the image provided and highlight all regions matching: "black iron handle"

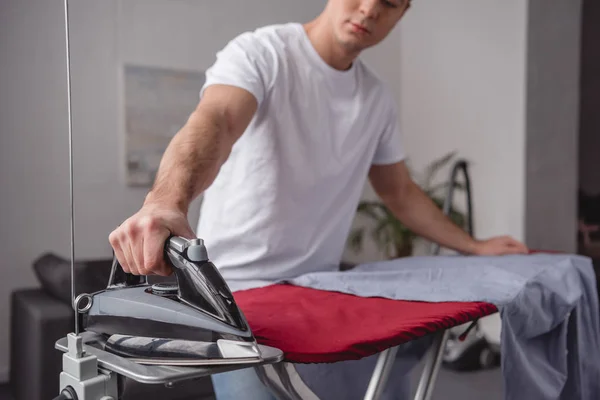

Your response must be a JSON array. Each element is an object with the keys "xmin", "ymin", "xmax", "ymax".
[
  {"xmin": 106, "ymin": 236, "xmax": 208, "ymax": 288},
  {"xmin": 165, "ymin": 237, "xmax": 234, "ymax": 302},
  {"xmin": 164, "ymin": 237, "xmax": 245, "ymax": 329},
  {"xmin": 106, "ymin": 235, "xmax": 245, "ymax": 329}
]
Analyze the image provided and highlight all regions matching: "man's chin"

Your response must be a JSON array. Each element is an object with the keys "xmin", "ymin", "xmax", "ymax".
[{"xmin": 337, "ymin": 36, "xmax": 368, "ymax": 53}]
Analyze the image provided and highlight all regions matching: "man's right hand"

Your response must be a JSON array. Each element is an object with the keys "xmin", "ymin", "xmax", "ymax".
[{"xmin": 108, "ymin": 204, "xmax": 196, "ymax": 276}]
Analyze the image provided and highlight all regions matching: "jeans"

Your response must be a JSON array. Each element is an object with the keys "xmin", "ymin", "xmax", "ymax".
[
  {"xmin": 211, "ymin": 339, "xmax": 430, "ymax": 400},
  {"xmin": 211, "ymin": 368, "xmax": 277, "ymax": 400}
]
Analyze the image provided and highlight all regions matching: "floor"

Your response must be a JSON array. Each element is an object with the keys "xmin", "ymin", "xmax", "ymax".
[
  {"xmin": 0, "ymin": 385, "xmax": 11, "ymax": 400},
  {"xmin": 0, "ymin": 365, "xmax": 503, "ymax": 400},
  {"xmin": 410, "ymin": 363, "xmax": 503, "ymax": 400}
]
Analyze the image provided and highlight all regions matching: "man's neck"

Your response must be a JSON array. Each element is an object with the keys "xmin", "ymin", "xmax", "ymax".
[{"xmin": 303, "ymin": 18, "xmax": 359, "ymax": 71}]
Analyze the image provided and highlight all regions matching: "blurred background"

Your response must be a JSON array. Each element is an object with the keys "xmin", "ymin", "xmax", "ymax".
[{"xmin": 0, "ymin": 0, "xmax": 598, "ymax": 399}]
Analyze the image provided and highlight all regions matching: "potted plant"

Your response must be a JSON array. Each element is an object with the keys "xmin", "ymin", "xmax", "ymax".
[{"xmin": 348, "ymin": 151, "xmax": 467, "ymax": 259}]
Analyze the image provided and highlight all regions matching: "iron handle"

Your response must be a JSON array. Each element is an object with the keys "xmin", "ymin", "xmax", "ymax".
[{"xmin": 107, "ymin": 236, "xmax": 208, "ymax": 288}]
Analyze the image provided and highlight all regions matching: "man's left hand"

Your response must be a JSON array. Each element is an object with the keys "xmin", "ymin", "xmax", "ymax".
[{"xmin": 472, "ymin": 236, "xmax": 529, "ymax": 256}]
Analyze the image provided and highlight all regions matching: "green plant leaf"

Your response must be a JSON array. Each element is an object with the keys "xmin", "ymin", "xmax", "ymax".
[
  {"xmin": 372, "ymin": 217, "xmax": 393, "ymax": 257},
  {"xmin": 348, "ymin": 227, "xmax": 365, "ymax": 253},
  {"xmin": 356, "ymin": 201, "xmax": 385, "ymax": 222}
]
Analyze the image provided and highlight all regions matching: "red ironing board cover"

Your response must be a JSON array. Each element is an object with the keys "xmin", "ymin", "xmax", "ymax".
[{"xmin": 233, "ymin": 284, "xmax": 498, "ymax": 364}]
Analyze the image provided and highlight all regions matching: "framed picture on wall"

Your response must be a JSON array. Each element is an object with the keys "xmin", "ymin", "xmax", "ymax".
[{"xmin": 123, "ymin": 64, "xmax": 205, "ymax": 187}]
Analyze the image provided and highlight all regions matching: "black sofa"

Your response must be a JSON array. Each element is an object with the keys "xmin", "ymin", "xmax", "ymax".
[{"xmin": 9, "ymin": 254, "xmax": 216, "ymax": 400}]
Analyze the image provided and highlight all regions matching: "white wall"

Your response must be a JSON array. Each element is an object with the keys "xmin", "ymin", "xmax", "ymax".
[
  {"xmin": 0, "ymin": 0, "xmax": 405, "ymax": 380},
  {"xmin": 1, "ymin": 0, "xmax": 73, "ymax": 382},
  {"xmin": 395, "ymin": 0, "xmax": 528, "ymax": 243}
]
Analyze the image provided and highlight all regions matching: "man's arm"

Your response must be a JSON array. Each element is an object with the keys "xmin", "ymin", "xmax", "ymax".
[
  {"xmin": 109, "ymin": 84, "xmax": 258, "ymax": 276},
  {"xmin": 145, "ymin": 84, "xmax": 258, "ymax": 213},
  {"xmin": 368, "ymin": 161, "xmax": 528, "ymax": 255}
]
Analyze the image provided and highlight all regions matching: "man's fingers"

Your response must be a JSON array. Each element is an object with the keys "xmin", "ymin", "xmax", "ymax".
[
  {"xmin": 108, "ymin": 209, "xmax": 197, "ymax": 276},
  {"xmin": 115, "ymin": 244, "xmax": 131, "ymax": 273},
  {"xmin": 512, "ymin": 246, "xmax": 528, "ymax": 255},
  {"xmin": 174, "ymin": 222, "xmax": 197, "ymax": 241},
  {"xmin": 143, "ymin": 232, "xmax": 173, "ymax": 276},
  {"xmin": 131, "ymin": 235, "xmax": 146, "ymax": 275},
  {"xmin": 519, "ymin": 242, "xmax": 529, "ymax": 253},
  {"xmin": 156, "ymin": 262, "xmax": 173, "ymax": 277},
  {"xmin": 506, "ymin": 238, "xmax": 529, "ymax": 254},
  {"xmin": 140, "ymin": 215, "xmax": 173, "ymax": 276},
  {"xmin": 109, "ymin": 231, "xmax": 131, "ymax": 273},
  {"xmin": 123, "ymin": 241, "xmax": 140, "ymax": 275},
  {"xmin": 510, "ymin": 238, "xmax": 529, "ymax": 253}
]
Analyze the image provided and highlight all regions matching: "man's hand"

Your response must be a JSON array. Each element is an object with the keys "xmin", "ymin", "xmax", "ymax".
[
  {"xmin": 369, "ymin": 162, "xmax": 531, "ymax": 257},
  {"xmin": 108, "ymin": 203, "xmax": 196, "ymax": 277},
  {"xmin": 471, "ymin": 235, "xmax": 529, "ymax": 256}
]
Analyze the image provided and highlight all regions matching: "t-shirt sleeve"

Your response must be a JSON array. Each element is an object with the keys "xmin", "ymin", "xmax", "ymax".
[
  {"xmin": 200, "ymin": 31, "xmax": 273, "ymax": 105},
  {"xmin": 371, "ymin": 94, "xmax": 406, "ymax": 165}
]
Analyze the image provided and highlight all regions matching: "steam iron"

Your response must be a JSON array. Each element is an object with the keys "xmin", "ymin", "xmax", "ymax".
[{"xmin": 79, "ymin": 236, "xmax": 262, "ymax": 367}]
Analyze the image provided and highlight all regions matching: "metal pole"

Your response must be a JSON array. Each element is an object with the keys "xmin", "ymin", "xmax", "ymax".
[
  {"xmin": 62, "ymin": 0, "xmax": 77, "ymax": 331},
  {"xmin": 364, "ymin": 346, "xmax": 400, "ymax": 400},
  {"xmin": 413, "ymin": 330, "xmax": 450, "ymax": 400}
]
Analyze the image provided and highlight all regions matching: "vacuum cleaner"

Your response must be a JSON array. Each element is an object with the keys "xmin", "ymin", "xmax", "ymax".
[{"xmin": 432, "ymin": 160, "xmax": 501, "ymax": 372}]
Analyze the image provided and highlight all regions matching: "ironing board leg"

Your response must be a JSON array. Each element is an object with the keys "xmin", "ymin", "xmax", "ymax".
[
  {"xmin": 255, "ymin": 362, "xmax": 320, "ymax": 400},
  {"xmin": 413, "ymin": 330, "xmax": 450, "ymax": 400},
  {"xmin": 364, "ymin": 346, "xmax": 400, "ymax": 400},
  {"xmin": 254, "ymin": 330, "xmax": 449, "ymax": 400}
]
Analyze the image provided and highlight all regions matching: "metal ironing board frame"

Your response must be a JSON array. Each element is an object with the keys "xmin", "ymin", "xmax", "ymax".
[{"xmin": 253, "ymin": 330, "xmax": 453, "ymax": 400}]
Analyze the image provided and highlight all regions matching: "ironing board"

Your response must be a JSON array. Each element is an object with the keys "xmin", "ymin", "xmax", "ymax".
[
  {"xmin": 234, "ymin": 284, "xmax": 498, "ymax": 400},
  {"xmin": 228, "ymin": 160, "xmax": 490, "ymax": 400}
]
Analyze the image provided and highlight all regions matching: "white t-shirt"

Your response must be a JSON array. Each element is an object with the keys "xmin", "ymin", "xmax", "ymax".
[{"xmin": 196, "ymin": 23, "xmax": 405, "ymax": 285}]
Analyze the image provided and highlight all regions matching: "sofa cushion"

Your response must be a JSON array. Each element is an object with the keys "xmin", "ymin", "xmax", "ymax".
[{"xmin": 32, "ymin": 253, "xmax": 113, "ymax": 305}]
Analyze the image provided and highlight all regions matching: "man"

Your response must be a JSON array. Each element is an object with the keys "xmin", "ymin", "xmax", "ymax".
[{"xmin": 109, "ymin": 0, "xmax": 528, "ymax": 398}]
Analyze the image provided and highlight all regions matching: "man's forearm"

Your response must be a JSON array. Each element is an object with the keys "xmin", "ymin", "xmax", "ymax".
[
  {"xmin": 144, "ymin": 109, "xmax": 229, "ymax": 213},
  {"xmin": 384, "ymin": 182, "xmax": 479, "ymax": 254}
]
